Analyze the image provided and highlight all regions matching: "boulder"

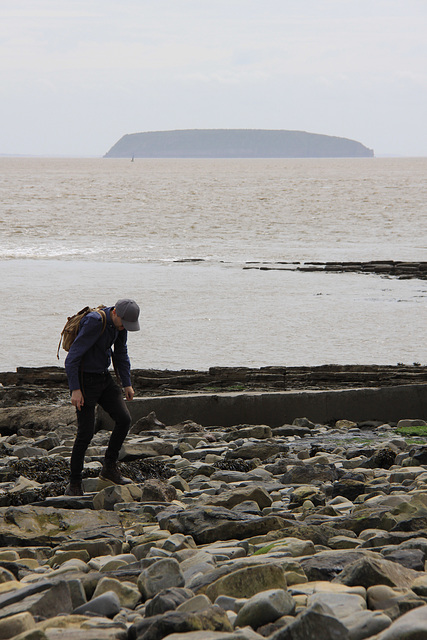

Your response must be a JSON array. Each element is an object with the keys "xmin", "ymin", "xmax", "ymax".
[
  {"xmin": 368, "ymin": 604, "xmax": 427, "ymax": 639},
  {"xmin": 281, "ymin": 464, "xmax": 339, "ymax": 484},
  {"xmin": 225, "ymin": 425, "xmax": 273, "ymax": 440},
  {"xmin": 0, "ymin": 611, "xmax": 36, "ymax": 638},
  {"xmin": 225, "ymin": 441, "xmax": 281, "ymax": 461},
  {"xmin": 93, "ymin": 577, "xmax": 141, "ymax": 609},
  {"xmin": 300, "ymin": 550, "xmax": 376, "ymax": 582},
  {"xmin": 269, "ymin": 606, "xmax": 350, "ymax": 640},
  {"xmin": 130, "ymin": 412, "xmax": 166, "ymax": 434},
  {"xmin": 234, "ymin": 588, "xmax": 295, "ymax": 629},
  {"xmin": 202, "ymin": 564, "xmax": 287, "ymax": 601},
  {"xmin": 203, "ymin": 487, "xmax": 273, "ymax": 511},
  {"xmin": 158, "ymin": 506, "xmax": 287, "ymax": 545},
  {"xmin": 73, "ymin": 590, "xmax": 121, "ymax": 618},
  {"xmin": 140, "ymin": 479, "xmax": 177, "ymax": 503},
  {"xmin": 334, "ymin": 556, "xmax": 422, "ymax": 589},
  {"xmin": 368, "ymin": 584, "xmax": 424, "ymax": 615},
  {"xmin": 129, "ymin": 606, "xmax": 233, "ymax": 640},
  {"xmin": 0, "ymin": 580, "xmax": 73, "ymax": 620},
  {"xmin": 145, "ymin": 587, "xmax": 194, "ymax": 616},
  {"xmin": 0, "ymin": 405, "xmax": 75, "ymax": 436},
  {"xmin": 331, "ymin": 479, "xmax": 367, "ymax": 501},
  {"xmin": 176, "ymin": 594, "xmax": 212, "ymax": 613},
  {"xmin": 0, "ymin": 506, "xmax": 124, "ymax": 545},
  {"xmin": 11, "ymin": 446, "xmax": 48, "ymax": 459},
  {"xmin": 119, "ymin": 439, "xmax": 174, "ymax": 461},
  {"xmin": 137, "ymin": 558, "xmax": 185, "ymax": 601},
  {"xmin": 93, "ymin": 484, "xmax": 142, "ymax": 510},
  {"xmin": 381, "ymin": 548, "xmax": 425, "ymax": 572}
]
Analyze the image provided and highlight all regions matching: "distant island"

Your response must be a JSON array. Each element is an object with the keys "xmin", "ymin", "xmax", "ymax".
[{"xmin": 104, "ymin": 129, "xmax": 374, "ymax": 159}]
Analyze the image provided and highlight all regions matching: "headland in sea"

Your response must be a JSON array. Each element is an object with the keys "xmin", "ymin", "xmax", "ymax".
[{"xmin": 1, "ymin": 364, "xmax": 427, "ymax": 638}]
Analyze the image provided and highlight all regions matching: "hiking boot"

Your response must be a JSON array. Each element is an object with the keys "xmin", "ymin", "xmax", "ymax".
[
  {"xmin": 64, "ymin": 482, "xmax": 84, "ymax": 496},
  {"xmin": 99, "ymin": 461, "xmax": 132, "ymax": 485}
]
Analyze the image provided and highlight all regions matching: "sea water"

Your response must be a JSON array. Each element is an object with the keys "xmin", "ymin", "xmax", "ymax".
[{"xmin": 1, "ymin": 157, "xmax": 426, "ymax": 371}]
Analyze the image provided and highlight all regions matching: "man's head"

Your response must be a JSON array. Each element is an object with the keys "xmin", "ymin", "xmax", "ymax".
[{"xmin": 113, "ymin": 299, "xmax": 140, "ymax": 331}]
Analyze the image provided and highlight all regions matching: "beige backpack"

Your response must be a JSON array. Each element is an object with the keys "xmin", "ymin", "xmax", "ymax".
[{"xmin": 57, "ymin": 305, "xmax": 107, "ymax": 359}]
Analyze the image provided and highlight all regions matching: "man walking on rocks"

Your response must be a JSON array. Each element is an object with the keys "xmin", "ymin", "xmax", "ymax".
[{"xmin": 64, "ymin": 299, "xmax": 140, "ymax": 496}]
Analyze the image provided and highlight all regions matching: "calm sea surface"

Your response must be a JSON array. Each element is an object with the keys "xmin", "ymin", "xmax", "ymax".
[{"xmin": 1, "ymin": 157, "xmax": 427, "ymax": 371}]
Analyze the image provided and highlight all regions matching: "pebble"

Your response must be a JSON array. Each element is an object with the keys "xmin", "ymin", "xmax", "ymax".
[{"xmin": 2, "ymin": 405, "xmax": 427, "ymax": 639}]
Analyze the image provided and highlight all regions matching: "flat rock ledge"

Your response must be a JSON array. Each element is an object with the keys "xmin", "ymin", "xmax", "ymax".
[
  {"xmin": 2, "ymin": 364, "xmax": 427, "ymax": 402},
  {"xmin": 244, "ymin": 259, "xmax": 427, "ymax": 281},
  {"xmin": 2, "ymin": 400, "xmax": 427, "ymax": 639}
]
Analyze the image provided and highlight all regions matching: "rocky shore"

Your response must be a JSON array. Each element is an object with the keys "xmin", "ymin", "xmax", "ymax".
[
  {"xmin": 1, "ymin": 369, "xmax": 427, "ymax": 638},
  {"xmin": 2, "ymin": 364, "xmax": 427, "ymax": 401},
  {"xmin": 244, "ymin": 260, "xmax": 427, "ymax": 280}
]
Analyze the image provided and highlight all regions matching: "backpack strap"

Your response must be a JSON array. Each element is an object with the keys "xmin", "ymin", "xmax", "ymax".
[
  {"xmin": 56, "ymin": 332, "xmax": 64, "ymax": 360},
  {"xmin": 97, "ymin": 308, "xmax": 107, "ymax": 334}
]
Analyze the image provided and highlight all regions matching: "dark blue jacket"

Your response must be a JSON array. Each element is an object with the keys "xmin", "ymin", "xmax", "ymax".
[{"xmin": 65, "ymin": 306, "xmax": 132, "ymax": 391}]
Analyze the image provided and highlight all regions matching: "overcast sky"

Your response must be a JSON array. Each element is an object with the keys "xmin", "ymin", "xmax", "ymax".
[{"xmin": 1, "ymin": 0, "xmax": 426, "ymax": 157}]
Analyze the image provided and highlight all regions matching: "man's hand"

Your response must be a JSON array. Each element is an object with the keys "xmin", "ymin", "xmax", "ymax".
[
  {"xmin": 124, "ymin": 386, "xmax": 135, "ymax": 401},
  {"xmin": 71, "ymin": 389, "xmax": 84, "ymax": 410}
]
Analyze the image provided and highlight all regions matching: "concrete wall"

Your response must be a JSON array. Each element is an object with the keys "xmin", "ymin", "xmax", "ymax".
[{"xmin": 97, "ymin": 384, "xmax": 427, "ymax": 429}]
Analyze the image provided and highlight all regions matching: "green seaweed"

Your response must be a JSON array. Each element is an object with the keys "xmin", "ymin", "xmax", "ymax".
[
  {"xmin": 396, "ymin": 425, "xmax": 427, "ymax": 437},
  {"xmin": 253, "ymin": 543, "xmax": 277, "ymax": 555}
]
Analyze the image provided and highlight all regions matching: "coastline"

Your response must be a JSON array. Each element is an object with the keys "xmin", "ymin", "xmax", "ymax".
[{"xmin": 1, "ymin": 365, "xmax": 427, "ymax": 637}]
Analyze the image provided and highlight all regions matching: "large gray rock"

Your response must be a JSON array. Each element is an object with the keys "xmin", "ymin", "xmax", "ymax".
[
  {"xmin": 0, "ymin": 506, "xmax": 124, "ymax": 545},
  {"xmin": 270, "ymin": 607, "xmax": 350, "ymax": 640},
  {"xmin": 225, "ymin": 425, "xmax": 273, "ymax": 440},
  {"xmin": 281, "ymin": 464, "xmax": 339, "ymax": 484},
  {"xmin": 130, "ymin": 606, "xmax": 233, "ymax": 640},
  {"xmin": 0, "ymin": 405, "xmax": 76, "ymax": 436},
  {"xmin": 335, "ymin": 556, "xmax": 422, "ymax": 589},
  {"xmin": 203, "ymin": 487, "xmax": 273, "ymax": 510},
  {"xmin": 369, "ymin": 604, "xmax": 427, "ymax": 639},
  {"xmin": 307, "ymin": 591, "xmax": 391, "ymax": 639},
  {"xmin": 138, "ymin": 558, "xmax": 185, "ymax": 601},
  {"xmin": 225, "ymin": 441, "xmax": 281, "ymax": 461},
  {"xmin": 381, "ymin": 548, "xmax": 425, "ymax": 572},
  {"xmin": 140, "ymin": 479, "xmax": 177, "ymax": 503},
  {"xmin": 158, "ymin": 506, "xmax": 287, "ymax": 545},
  {"xmin": 11, "ymin": 445, "xmax": 48, "ymax": 459},
  {"xmin": 0, "ymin": 580, "xmax": 73, "ymax": 620},
  {"xmin": 93, "ymin": 484, "xmax": 142, "ymax": 510},
  {"xmin": 202, "ymin": 564, "xmax": 288, "ymax": 601},
  {"xmin": 145, "ymin": 587, "xmax": 194, "ymax": 616},
  {"xmin": 130, "ymin": 411, "xmax": 166, "ymax": 434},
  {"xmin": 0, "ymin": 612, "xmax": 36, "ymax": 638},
  {"xmin": 335, "ymin": 505, "xmax": 397, "ymax": 535},
  {"xmin": 34, "ymin": 433, "xmax": 61, "ymax": 450},
  {"xmin": 343, "ymin": 610, "xmax": 392, "ymax": 640},
  {"xmin": 300, "ymin": 550, "xmax": 377, "ymax": 582},
  {"xmin": 58, "ymin": 538, "xmax": 123, "ymax": 558},
  {"xmin": 93, "ymin": 577, "xmax": 141, "ymax": 609},
  {"xmin": 234, "ymin": 589, "xmax": 295, "ymax": 629},
  {"xmin": 367, "ymin": 584, "xmax": 423, "ymax": 617},
  {"xmin": 73, "ymin": 590, "xmax": 122, "ymax": 618},
  {"xmin": 263, "ymin": 523, "xmax": 356, "ymax": 548},
  {"xmin": 307, "ymin": 591, "xmax": 366, "ymax": 620},
  {"xmin": 272, "ymin": 426, "xmax": 311, "ymax": 437},
  {"xmin": 331, "ymin": 479, "xmax": 367, "ymax": 501},
  {"xmin": 40, "ymin": 625, "xmax": 128, "ymax": 640},
  {"xmin": 119, "ymin": 438, "xmax": 174, "ymax": 461}
]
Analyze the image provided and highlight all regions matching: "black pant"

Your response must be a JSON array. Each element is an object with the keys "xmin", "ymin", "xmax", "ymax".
[{"xmin": 69, "ymin": 372, "xmax": 131, "ymax": 483}]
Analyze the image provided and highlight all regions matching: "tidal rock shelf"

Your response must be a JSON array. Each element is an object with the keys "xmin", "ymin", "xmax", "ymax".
[
  {"xmin": 2, "ymin": 364, "xmax": 427, "ymax": 405},
  {"xmin": 244, "ymin": 260, "xmax": 427, "ymax": 280},
  {"xmin": 2, "ymin": 397, "xmax": 427, "ymax": 638}
]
